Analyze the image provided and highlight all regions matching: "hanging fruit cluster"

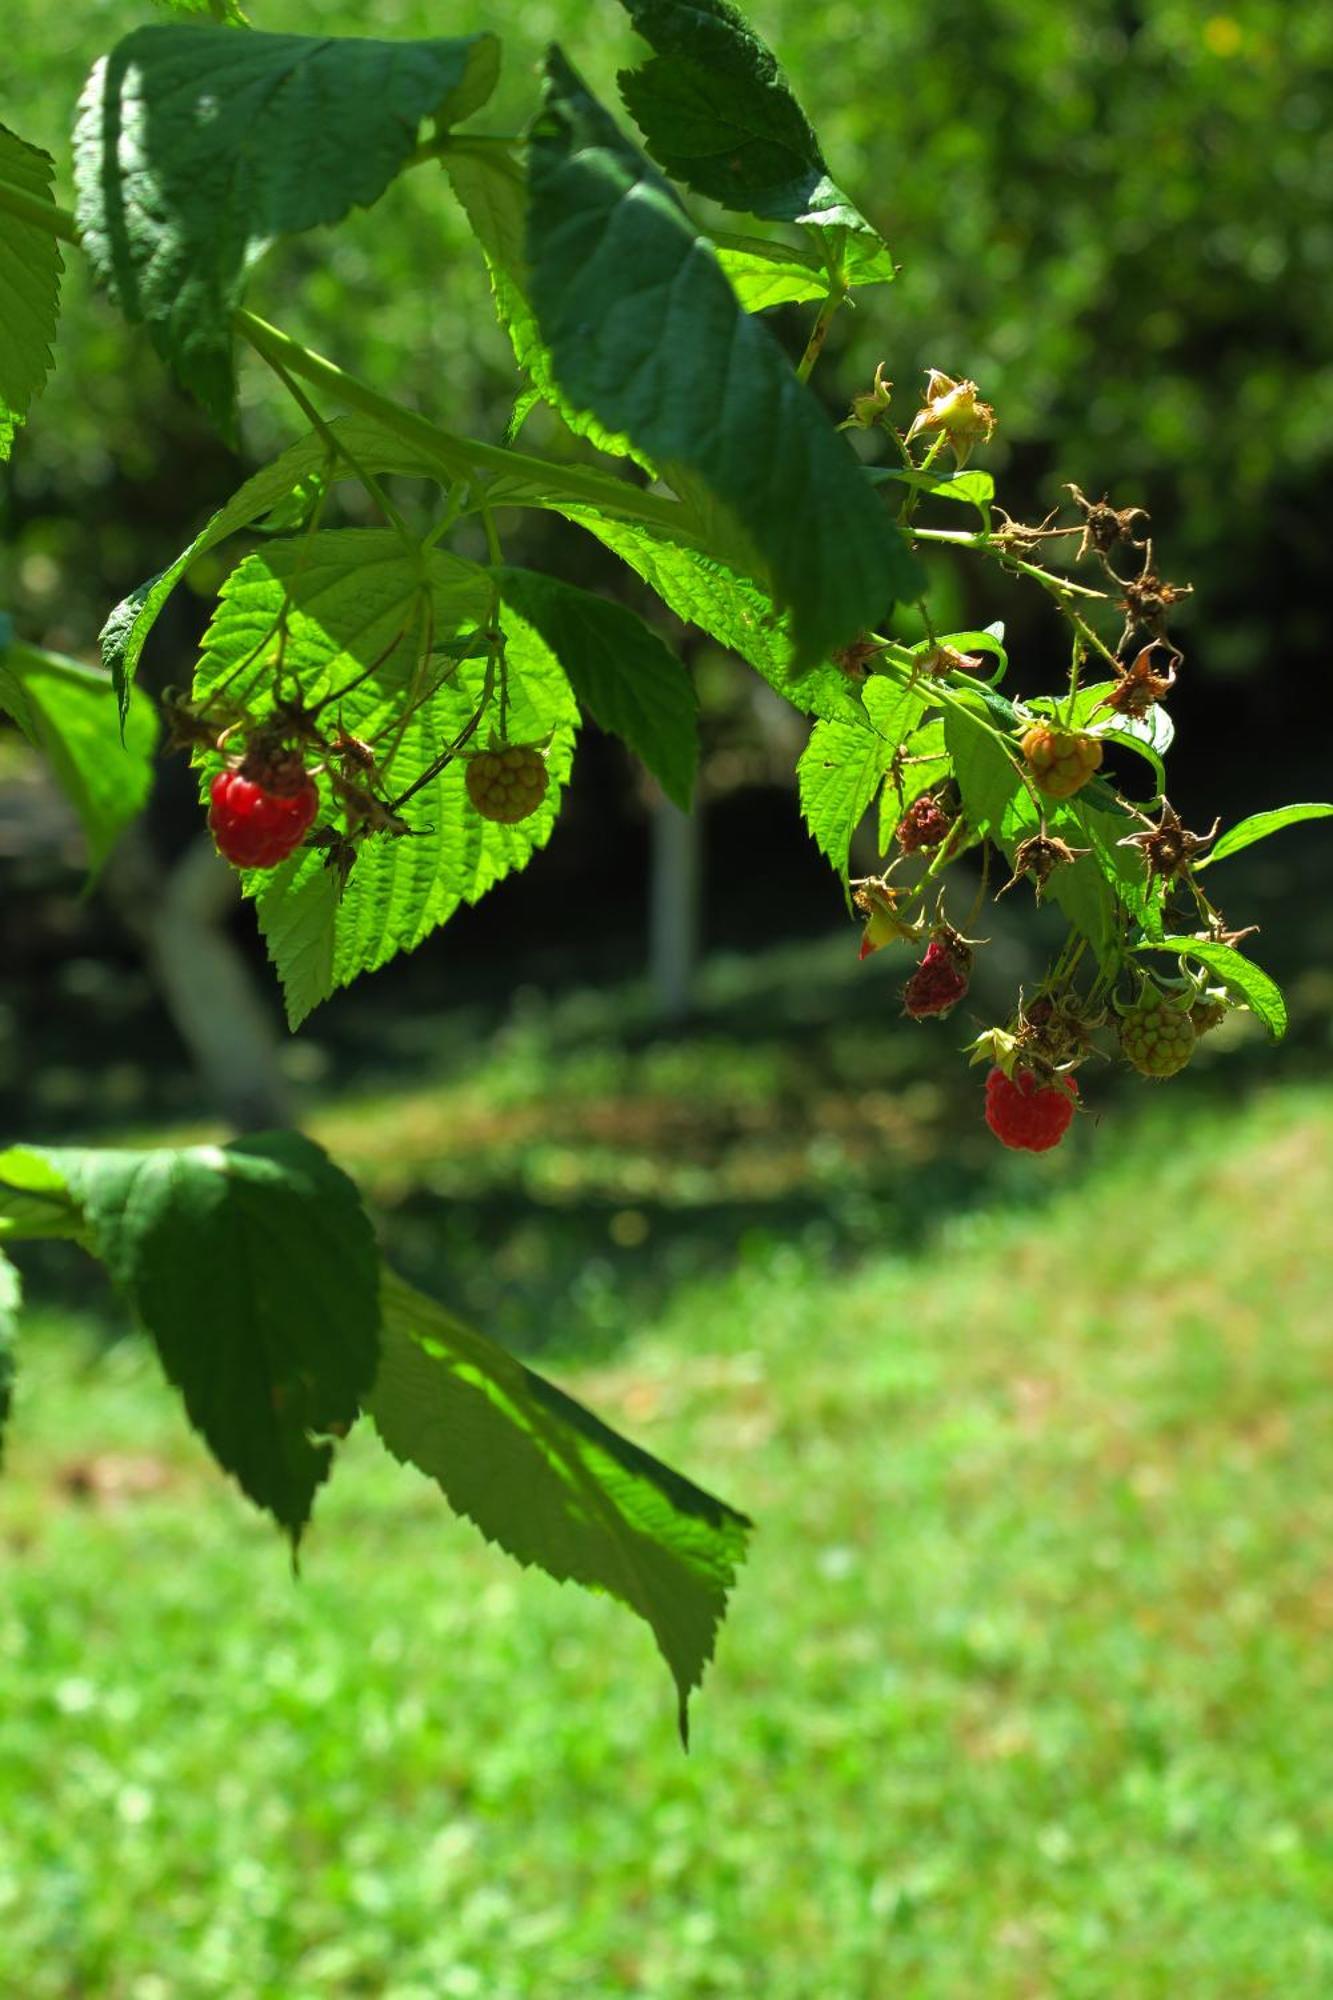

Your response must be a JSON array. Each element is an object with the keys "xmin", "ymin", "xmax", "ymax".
[{"xmin": 833, "ymin": 368, "xmax": 1305, "ymax": 1152}]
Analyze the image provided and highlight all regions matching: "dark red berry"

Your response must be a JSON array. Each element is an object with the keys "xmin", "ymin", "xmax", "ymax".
[
  {"xmin": 902, "ymin": 937, "xmax": 970, "ymax": 1020},
  {"xmin": 983, "ymin": 1066, "xmax": 1079, "ymax": 1152},
  {"xmin": 209, "ymin": 766, "xmax": 319, "ymax": 869},
  {"xmin": 896, "ymin": 794, "xmax": 953, "ymax": 854}
]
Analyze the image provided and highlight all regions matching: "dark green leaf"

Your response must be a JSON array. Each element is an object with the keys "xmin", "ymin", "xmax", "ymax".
[
  {"xmin": 496, "ymin": 568, "xmax": 697, "ymax": 810},
  {"xmin": 0, "ymin": 629, "xmax": 158, "ymax": 870},
  {"xmin": 613, "ymin": 0, "xmax": 892, "ymax": 283},
  {"xmin": 1200, "ymin": 802, "xmax": 1333, "ymax": 870},
  {"xmin": 74, "ymin": 26, "xmax": 499, "ymax": 432},
  {"xmin": 1140, "ymin": 937, "xmax": 1287, "ymax": 1040},
  {"xmin": 35, "ymin": 1134, "xmax": 381, "ymax": 1539},
  {"xmin": 527, "ymin": 52, "xmax": 922, "ymax": 670},
  {"xmin": 369, "ymin": 1268, "xmax": 751, "ymax": 1742},
  {"xmin": 0, "ymin": 125, "xmax": 64, "ymax": 459},
  {"xmin": 444, "ymin": 147, "xmax": 651, "ymax": 468},
  {"xmin": 558, "ymin": 506, "xmax": 869, "ymax": 723}
]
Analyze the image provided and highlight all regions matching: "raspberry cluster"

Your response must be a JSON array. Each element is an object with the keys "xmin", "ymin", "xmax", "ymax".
[
  {"xmin": 984, "ymin": 1067, "xmax": 1079, "ymax": 1152},
  {"xmin": 896, "ymin": 793, "xmax": 953, "ymax": 855},
  {"xmin": 1019, "ymin": 724, "xmax": 1103, "ymax": 801}
]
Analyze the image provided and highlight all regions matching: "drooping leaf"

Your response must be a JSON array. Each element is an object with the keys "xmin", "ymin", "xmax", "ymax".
[
  {"xmin": 13, "ymin": 1135, "xmax": 380, "ymax": 1538},
  {"xmin": 0, "ymin": 1247, "xmax": 19, "ymax": 1468},
  {"xmin": 0, "ymin": 125, "xmax": 64, "ymax": 460},
  {"xmin": 495, "ymin": 567, "xmax": 696, "ymax": 809},
  {"xmin": 613, "ymin": 0, "xmax": 893, "ymax": 284},
  {"xmin": 74, "ymin": 26, "xmax": 500, "ymax": 432},
  {"xmin": 1199, "ymin": 802, "xmax": 1333, "ymax": 870},
  {"xmin": 1140, "ymin": 937, "xmax": 1287, "ymax": 1040},
  {"xmin": 444, "ymin": 147, "xmax": 650, "ymax": 468},
  {"xmin": 369, "ymin": 1268, "xmax": 751, "ymax": 1741},
  {"xmin": 0, "ymin": 624, "xmax": 158, "ymax": 871},
  {"xmin": 190, "ymin": 529, "xmax": 577, "ymax": 1025},
  {"xmin": 558, "ymin": 506, "xmax": 869, "ymax": 724},
  {"xmin": 527, "ymin": 51, "xmax": 922, "ymax": 671}
]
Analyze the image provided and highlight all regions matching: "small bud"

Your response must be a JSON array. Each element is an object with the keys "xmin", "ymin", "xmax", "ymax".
[{"xmin": 847, "ymin": 363, "xmax": 893, "ymax": 429}]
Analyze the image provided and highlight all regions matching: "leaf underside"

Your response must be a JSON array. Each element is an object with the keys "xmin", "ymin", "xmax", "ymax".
[
  {"xmin": 0, "ymin": 124, "xmax": 64, "ymax": 458},
  {"xmin": 370, "ymin": 1268, "xmax": 751, "ymax": 1740}
]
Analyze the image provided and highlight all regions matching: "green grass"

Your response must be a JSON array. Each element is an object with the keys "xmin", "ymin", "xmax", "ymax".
[{"xmin": 3, "ymin": 1079, "xmax": 1332, "ymax": 1996}]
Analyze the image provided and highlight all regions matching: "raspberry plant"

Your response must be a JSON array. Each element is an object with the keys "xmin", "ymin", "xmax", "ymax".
[{"xmin": 0, "ymin": 0, "xmax": 1329, "ymax": 1728}]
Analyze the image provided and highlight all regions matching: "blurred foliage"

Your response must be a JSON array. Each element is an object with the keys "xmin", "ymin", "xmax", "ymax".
[{"xmin": 3, "ymin": 0, "xmax": 1331, "ymax": 700}]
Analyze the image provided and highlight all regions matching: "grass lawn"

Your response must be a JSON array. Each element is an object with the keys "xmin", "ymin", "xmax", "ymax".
[{"xmin": 3, "ymin": 1079, "xmax": 1332, "ymax": 1997}]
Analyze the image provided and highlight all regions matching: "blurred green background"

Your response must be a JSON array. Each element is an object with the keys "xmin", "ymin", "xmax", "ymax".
[{"xmin": 3, "ymin": 0, "xmax": 1333, "ymax": 1993}]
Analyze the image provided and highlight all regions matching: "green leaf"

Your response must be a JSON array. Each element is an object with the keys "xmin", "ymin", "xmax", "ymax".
[
  {"xmin": 1200, "ymin": 802, "xmax": 1333, "ymax": 870},
  {"xmin": 444, "ymin": 148, "xmax": 651, "ymax": 469},
  {"xmin": 0, "ymin": 1247, "xmax": 19, "ymax": 1468},
  {"xmin": 0, "ymin": 1148, "xmax": 87, "ymax": 1244},
  {"xmin": 23, "ymin": 1134, "xmax": 381, "ymax": 1538},
  {"xmin": 527, "ymin": 52, "xmax": 922, "ymax": 671},
  {"xmin": 943, "ymin": 694, "xmax": 1023, "ymax": 838},
  {"xmin": 613, "ymin": 0, "xmax": 892, "ymax": 284},
  {"xmin": 0, "ymin": 626, "xmax": 158, "ymax": 871},
  {"xmin": 369, "ymin": 1268, "xmax": 750, "ymax": 1742},
  {"xmin": 711, "ymin": 233, "xmax": 828, "ymax": 311},
  {"xmin": 190, "ymin": 530, "xmax": 577, "ymax": 1026},
  {"xmin": 559, "ymin": 507, "xmax": 868, "ymax": 724},
  {"xmin": 74, "ymin": 26, "xmax": 500, "ymax": 433},
  {"xmin": 496, "ymin": 568, "xmax": 697, "ymax": 810},
  {"xmin": 0, "ymin": 125, "xmax": 64, "ymax": 460},
  {"xmin": 877, "ymin": 468, "xmax": 995, "ymax": 513},
  {"xmin": 1055, "ymin": 797, "xmax": 1164, "ymax": 945},
  {"xmin": 1140, "ymin": 937, "xmax": 1288, "ymax": 1040},
  {"xmin": 798, "ymin": 678, "xmax": 928, "ymax": 879}
]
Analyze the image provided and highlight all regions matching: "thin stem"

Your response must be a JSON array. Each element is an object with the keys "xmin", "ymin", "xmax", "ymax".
[
  {"xmin": 252, "ymin": 341, "xmax": 415, "ymax": 543},
  {"xmin": 0, "ymin": 177, "xmax": 79, "ymax": 244},
  {"xmin": 422, "ymin": 477, "xmax": 470, "ymax": 552},
  {"xmin": 795, "ymin": 284, "xmax": 848, "ymax": 384}
]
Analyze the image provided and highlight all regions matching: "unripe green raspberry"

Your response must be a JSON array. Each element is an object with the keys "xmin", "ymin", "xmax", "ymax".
[
  {"xmin": 465, "ymin": 744, "xmax": 549, "ymax": 825},
  {"xmin": 1118, "ymin": 986, "xmax": 1197, "ymax": 1078}
]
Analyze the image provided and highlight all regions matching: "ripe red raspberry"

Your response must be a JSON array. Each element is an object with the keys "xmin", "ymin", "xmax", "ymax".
[
  {"xmin": 1118, "ymin": 986, "xmax": 1196, "ymax": 1078},
  {"xmin": 465, "ymin": 745, "xmax": 548, "ymax": 825},
  {"xmin": 896, "ymin": 794, "xmax": 953, "ymax": 854},
  {"xmin": 1019, "ymin": 723, "xmax": 1103, "ymax": 801},
  {"xmin": 209, "ymin": 765, "xmax": 319, "ymax": 869},
  {"xmin": 984, "ymin": 1066, "xmax": 1079, "ymax": 1152},
  {"xmin": 903, "ymin": 936, "xmax": 971, "ymax": 1019}
]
